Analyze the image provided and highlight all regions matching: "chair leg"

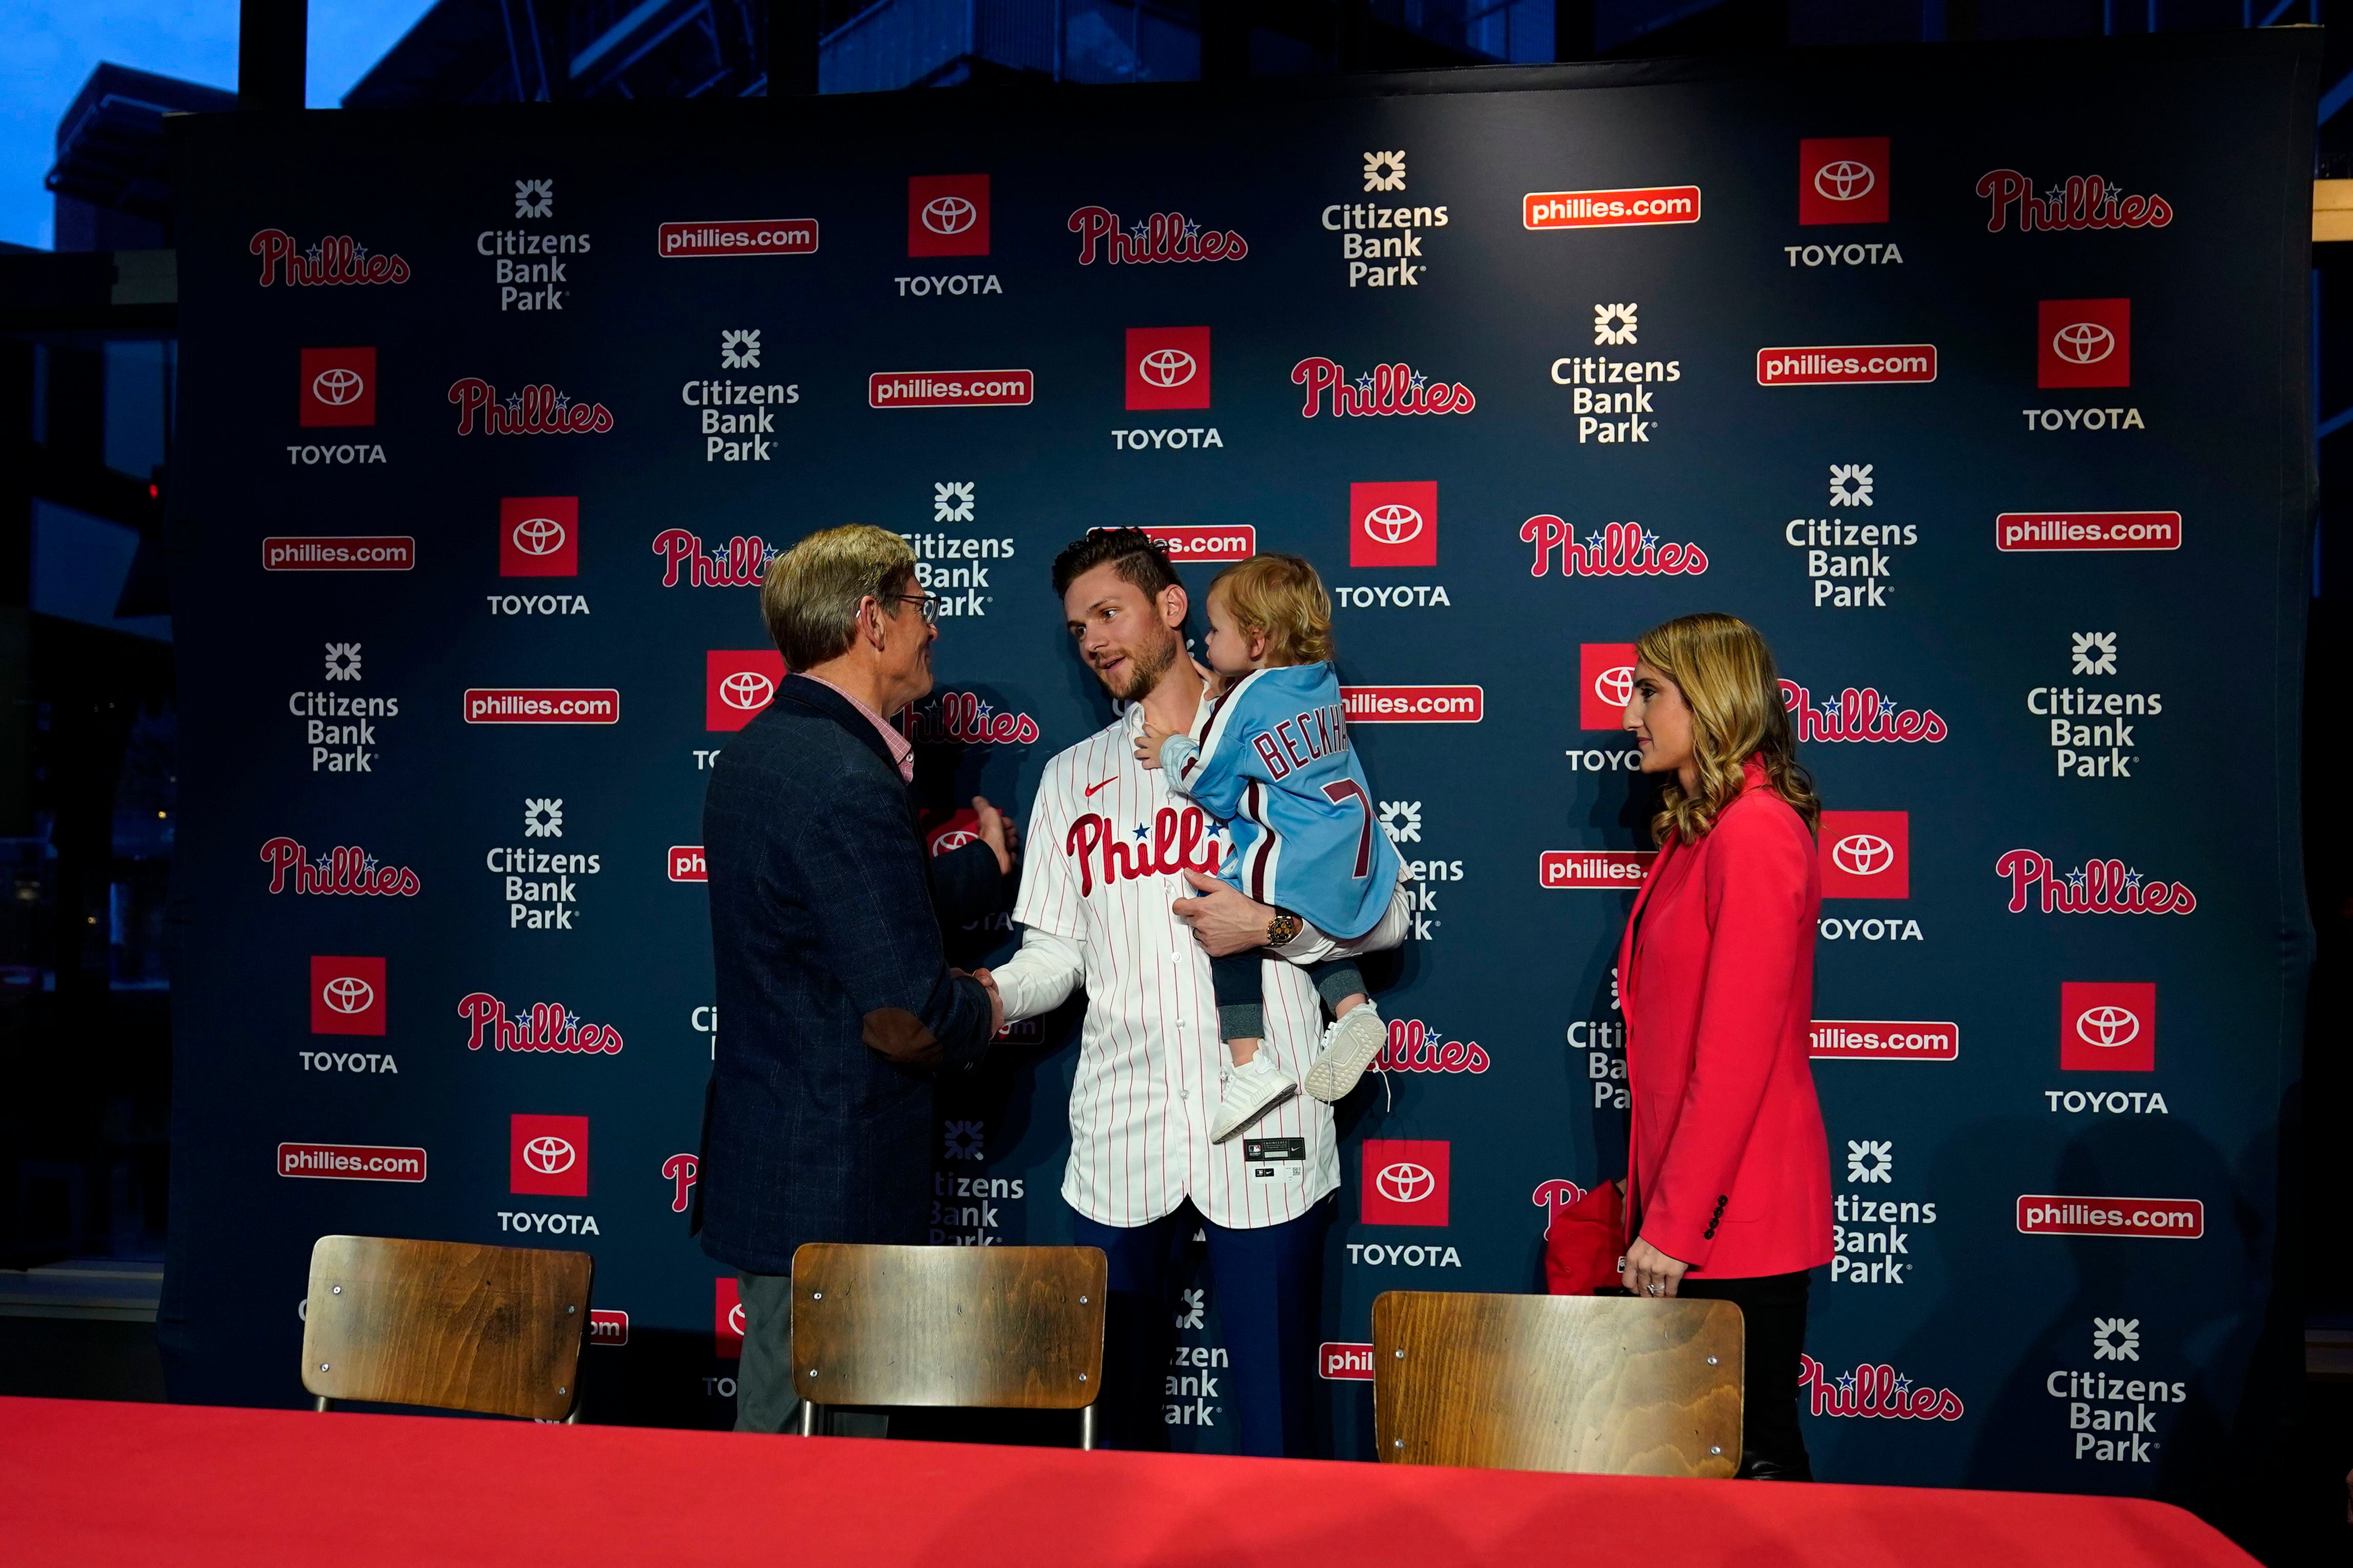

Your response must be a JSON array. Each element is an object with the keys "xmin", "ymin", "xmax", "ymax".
[
  {"xmin": 799, "ymin": 1400, "xmax": 819, "ymax": 1436},
  {"xmin": 1080, "ymin": 1402, "xmax": 1096, "ymax": 1451},
  {"xmin": 315, "ymin": 1397, "xmax": 332, "ymax": 1413},
  {"xmin": 564, "ymin": 1407, "xmax": 582, "ymax": 1424}
]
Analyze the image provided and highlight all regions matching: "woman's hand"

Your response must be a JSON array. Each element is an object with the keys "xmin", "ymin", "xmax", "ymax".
[{"xmin": 1620, "ymin": 1235, "xmax": 1690, "ymax": 1298}]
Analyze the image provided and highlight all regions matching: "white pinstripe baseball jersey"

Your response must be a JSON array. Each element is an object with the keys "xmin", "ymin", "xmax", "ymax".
[{"xmin": 995, "ymin": 702, "xmax": 1347, "ymax": 1230}]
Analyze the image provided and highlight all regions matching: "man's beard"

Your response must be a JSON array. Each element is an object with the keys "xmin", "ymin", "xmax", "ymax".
[{"xmin": 1102, "ymin": 633, "xmax": 1177, "ymax": 703}]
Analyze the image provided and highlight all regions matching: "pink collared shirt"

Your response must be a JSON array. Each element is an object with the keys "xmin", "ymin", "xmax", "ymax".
[{"xmin": 802, "ymin": 674, "xmax": 914, "ymax": 782}]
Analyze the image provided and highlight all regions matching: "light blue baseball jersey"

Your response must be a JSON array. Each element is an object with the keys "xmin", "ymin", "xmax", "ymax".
[{"xmin": 1161, "ymin": 663, "xmax": 1401, "ymax": 940}]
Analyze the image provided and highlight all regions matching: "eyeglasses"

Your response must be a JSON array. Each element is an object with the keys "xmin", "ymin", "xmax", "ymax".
[{"xmin": 887, "ymin": 592, "xmax": 940, "ymax": 625}]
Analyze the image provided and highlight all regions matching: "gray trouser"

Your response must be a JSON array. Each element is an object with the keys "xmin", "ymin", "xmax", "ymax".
[{"xmin": 733, "ymin": 1269, "xmax": 887, "ymax": 1437}]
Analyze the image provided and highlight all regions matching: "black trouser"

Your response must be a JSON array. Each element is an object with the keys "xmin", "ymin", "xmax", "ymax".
[
  {"xmin": 1677, "ymin": 1269, "xmax": 1813, "ymax": 1480},
  {"xmin": 1208, "ymin": 951, "xmax": 1362, "ymax": 1044}
]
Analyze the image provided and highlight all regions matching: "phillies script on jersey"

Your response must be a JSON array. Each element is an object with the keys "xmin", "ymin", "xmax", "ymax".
[{"xmin": 1063, "ymin": 806, "xmax": 1222, "ymax": 897}]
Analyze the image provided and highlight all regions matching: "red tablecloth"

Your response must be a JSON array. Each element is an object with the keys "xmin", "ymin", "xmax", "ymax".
[{"xmin": 0, "ymin": 1395, "xmax": 2255, "ymax": 1567}]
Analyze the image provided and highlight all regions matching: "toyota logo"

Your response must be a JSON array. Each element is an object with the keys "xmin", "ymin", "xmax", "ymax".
[
  {"xmin": 1592, "ymin": 664, "xmax": 1635, "ymax": 709},
  {"xmin": 1813, "ymin": 160, "xmax": 1876, "ymax": 201},
  {"xmin": 523, "ymin": 1135, "xmax": 577, "ymax": 1174},
  {"xmin": 727, "ymin": 1302, "xmax": 746, "ymax": 1336},
  {"xmin": 1361, "ymin": 504, "xmax": 1423, "ymax": 545},
  {"xmin": 2075, "ymin": 1006, "xmax": 2141, "ymax": 1048},
  {"xmin": 511, "ymin": 515, "xmax": 567, "ymax": 555},
  {"xmin": 1138, "ymin": 348, "xmax": 1197, "ymax": 388},
  {"xmin": 932, "ymin": 829, "xmax": 977, "ymax": 854},
  {"xmin": 312, "ymin": 367, "xmax": 365, "ymax": 405},
  {"xmin": 1375, "ymin": 1161, "xmax": 1435, "ymax": 1204},
  {"xmin": 320, "ymin": 976, "xmax": 375, "ymax": 1014},
  {"xmin": 719, "ymin": 671, "xmax": 775, "ymax": 711},
  {"xmin": 2053, "ymin": 322, "xmax": 2116, "ymax": 364},
  {"xmin": 922, "ymin": 195, "xmax": 976, "ymax": 235},
  {"xmin": 1831, "ymin": 833, "xmax": 1895, "ymax": 876}
]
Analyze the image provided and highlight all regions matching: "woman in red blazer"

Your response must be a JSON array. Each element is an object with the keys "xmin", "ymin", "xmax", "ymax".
[{"xmin": 1615, "ymin": 612, "xmax": 1832, "ymax": 1480}]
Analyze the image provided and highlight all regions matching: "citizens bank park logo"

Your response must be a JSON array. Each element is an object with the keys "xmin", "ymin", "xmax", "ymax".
[
  {"xmin": 448, "ymin": 379, "xmax": 615, "ymax": 436},
  {"xmin": 1350, "ymin": 481, "xmax": 1437, "ymax": 568},
  {"xmin": 459, "ymin": 993, "xmax": 623, "ymax": 1055},
  {"xmin": 1998, "ymin": 850, "xmax": 2195, "ymax": 914},
  {"xmin": 1977, "ymin": 170, "xmax": 2174, "ymax": 233},
  {"xmin": 2062, "ymin": 981, "xmax": 2155, "ymax": 1073},
  {"xmin": 1819, "ymin": 811, "xmax": 1908, "ymax": 899},
  {"xmin": 1800, "ymin": 1355, "xmax": 1964, "ymax": 1420},
  {"xmin": 899, "ymin": 690, "xmax": 1039, "ymax": 746},
  {"xmin": 1118, "ymin": 525, "xmax": 1256, "ymax": 563},
  {"xmin": 310, "ymin": 956, "xmax": 386, "ymax": 1036},
  {"xmin": 1540, "ymin": 850, "xmax": 1655, "ymax": 889},
  {"xmin": 1799, "ymin": 137, "xmax": 1889, "ymax": 225},
  {"xmin": 656, "ymin": 219, "xmax": 819, "ymax": 258},
  {"xmin": 501, "ymin": 497, "xmax": 578, "ymax": 577},
  {"xmin": 1779, "ymin": 678, "xmax": 1947, "ymax": 743},
  {"xmin": 910, "ymin": 175, "xmax": 989, "ymax": 256},
  {"xmin": 2038, "ymin": 299, "xmax": 2131, "ymax": 389},
  {"xmin": 510, "ymin": 1113, "xmax": 589, "ymax": 1199},
  {"xmin": 1127, "ymin": 327, "xmax": 1210, "ymax": 411},
  {"xmin": 250, "ymin": 229, "xmax": 411, "ymax": 286},
  {"xmin": 715, "ymin": 1278, "xmax": 745, "ymax": 1358},
  {"xmin": 1522, "ymin": 184, "xmax": 1701, "ymax": 230},
  {"xmin": 1361, "ymin": 1139, "xmax": 1449, "ymax": 1226},
  {"xmin": 707, "ymin": 650, "xmax": 785, "ymax": 732},
  {"xmin": 300, "ymin": 348, "xmax": 375, "ymax": 427},
  {"xmin": 1524, "ymin": 518, "xmax": 1706, "ymax": 579},
  {"xmin": 1067, "ymin": 206, "xmax": 1248, "ymax": 264},
  {"xmin": 1293, "ymin": 358, "xmax": 1475, "ymax": 418},
  {"xmin": 261, "ymin": 837, "xmax": 420, "ymax": 896}
]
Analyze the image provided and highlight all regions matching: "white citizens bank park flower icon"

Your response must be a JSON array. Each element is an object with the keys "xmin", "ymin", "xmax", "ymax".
[
  {"xmin": 523, "ymin": 798, "xmax": 564, "ymax": 838},
  {"xmin": 1846, "ymin": 1140, "xmax": 1893, "ymax": 1183},
  {"xmin": 1828, "ymin": 463, "xmax": 1874, "ymax": 507},
  {"xmin": 320, "ymin": 975, "xmax": 375, "ymax": 1015},
  {"xmin": 523, "ymin": 1134, "xmax": 577, "ymax": 1174},
  {"xmin": 1592, "ymin": 302, "xmax": 1637, "ymax": 347},
  {"xmin": 1376, "ymin": 1159, "xmax": 1436, "ymax": 1204},
  {"xmin": 2092, "ymin": 1317, "xmax": 2140, "ymax": 1361},
  {"xmin": 1362, "ymin": 150, "xmax": 1406, "ymax": 193}
]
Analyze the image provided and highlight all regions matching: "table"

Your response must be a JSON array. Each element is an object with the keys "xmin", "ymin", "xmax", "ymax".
[{"xmin": 0, "ymin": 1394, "xmax": 2257, "ymax": 1567}]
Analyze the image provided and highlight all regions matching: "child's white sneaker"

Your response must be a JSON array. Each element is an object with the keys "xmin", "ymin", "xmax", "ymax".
[
  {"xmin": 1210, "ymin": 1055, "xmax": 1297, "ymax": 1143},
  {"xmin": 1304, "ymin": 1005, "xmax": 1387, "ymax": 1102}
]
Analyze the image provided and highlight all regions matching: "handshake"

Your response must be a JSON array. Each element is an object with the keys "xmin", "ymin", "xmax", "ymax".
[
  {"xmin": 956, "ymin": 794, "xmax": 1017, "ymax": 1039},
  {"xmin": 964, "ymin": 966, "xmax": 1005, "ymax": 1038}
]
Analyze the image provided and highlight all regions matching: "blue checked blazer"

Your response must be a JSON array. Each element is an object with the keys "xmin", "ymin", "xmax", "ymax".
[{"xmin": 694, "ymin": 674, "xmax": 1001, "ymax": 1277}]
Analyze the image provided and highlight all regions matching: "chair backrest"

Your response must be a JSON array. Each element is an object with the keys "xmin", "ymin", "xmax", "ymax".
[
  {"xmin": 1372, "ymin": 1290, "xmax": 1743, "ymax": 1476},
  {"xmin": 301, "ymin": 1235, "xmax": 594, "ymax": 1421},
  {"xmin": 790, "ymin": 1243, "xmax": 1107, "ymax": 1410}
]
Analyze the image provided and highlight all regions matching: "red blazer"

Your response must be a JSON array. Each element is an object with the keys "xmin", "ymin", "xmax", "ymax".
[{"xmin": 1617, "ymin": 759, "xmax": 1832, "ymax": 1278}]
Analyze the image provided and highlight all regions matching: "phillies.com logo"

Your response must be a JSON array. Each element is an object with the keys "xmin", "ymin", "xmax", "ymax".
[
  {"xmin": 899, "ymin": 691, "xmax": 1039, "ymax": 746},
  {"xmin": 652, "ymin": 528, "xmax": 774, "ymax": 588},
  {"xmin": 1292, "ymin": 359, "xmax": 1475, "ymax": 418},
  {"xmin": 1975, "ymin": 170, "xmax": 2174, "ymax": 233},
  {"xmin": 1375, "ymin": 1019, "xmax": 1489, "ymax": 1074},
  {"xmin": 458, "ymin": 993, "xmax": 623, "ymax": 1055},
  {"xmin": 1067, "ymin": 207, "xmax": 1249, "ymax": 265},
  {"xmin": 1064, "ymin": 807, "xmax": 1222, "ymax": 897},
  {"xmin": 447, "ymin": 379, "xmax": 615, "ymax": 436},
  {"xmin": 1800, "ymin": 1355, "xmax": 1965, "ymax": 1420},
  {"xmin": 663, "ymin": 1152, "xmax": 699, "ymax": 1213},
  {"xmin": 1778, "ymin": 681, "xmax": 1948, "ymax": 744},
  {"xmin": 1996, "ymin": 850, "xmax": 2196, "ymax": 915},
  {"xmin": 1522, "ymin": 518, "xmax": 1708, "ymax": 579},
  {"xmin": 250, "ymin": 229, "xmax": 412, "ymax": 287},
  {"xmin": 261, "ymin": 837, "xmax": 420, "ymax": 896}
]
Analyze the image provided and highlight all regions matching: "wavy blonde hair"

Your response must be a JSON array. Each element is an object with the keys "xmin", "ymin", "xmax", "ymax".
[
  {"xmin": 1634, "ymin": 612, "xmax": 1819, "ymax": 846},
  {"xmin": 1209, "ymin": 553, "xmax": 1334, "ymax": 666}
]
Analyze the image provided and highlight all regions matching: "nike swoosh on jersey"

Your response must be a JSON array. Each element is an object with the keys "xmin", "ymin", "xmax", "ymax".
[{"xmin": 1083, "ymin": 774, "xmax": 1120, "ymax": 796}]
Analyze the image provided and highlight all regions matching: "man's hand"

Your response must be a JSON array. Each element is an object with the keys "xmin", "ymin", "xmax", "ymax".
[
  {"xmin": 1620, "ymin": 1235, "xmax": 1691, "ymax": 1299},
  {"xmin": 1171, "ymin": 871, "xmax": 1277, "ymax": 958},
  {"xmin": 972, "ymin": 796, "xmax": 1019, "ymax": 877},
  {"xmin": 956, "ymin": 967, "xmax": 1006, "ymax": 1039},
  {"xmin": 1133, "ymin": 719, "xmax": 1174, "ymax": 770}
]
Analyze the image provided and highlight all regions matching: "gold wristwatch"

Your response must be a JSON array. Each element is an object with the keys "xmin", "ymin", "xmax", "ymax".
[{"xmin": 1265, "ymin": 910, "xmax": 1303, "ymax": 947}]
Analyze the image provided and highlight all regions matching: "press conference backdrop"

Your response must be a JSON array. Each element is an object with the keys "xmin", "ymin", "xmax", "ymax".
[{"xmin": 160, "ymin": 31, "xmax": 2316, "ymax": 1502}]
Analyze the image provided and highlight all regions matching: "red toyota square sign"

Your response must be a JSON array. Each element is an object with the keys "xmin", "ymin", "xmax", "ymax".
[
  {"xmin": 715, "ymin": 1277, "xmax": 745, "ymax": 1359},
  {"xmin": 1579, "ymin": 643, "xmax": 1638, "ymax": 730},
  {"xmin": 300, "ymin": 347, "xmax": 375, "ymax": 427},
  {"xmin": 2060, "ymin": 982, "xmax": 2155, "ymax": 1073},
  {"xmin": 510, "ymin": 1113, "xmax": 590, "ymax": 1198},
  {"xmin": 1349, "ymin": 482, "xmax": 1437, "ymax": 569},
  {"xmin": 1798, "ymin": 137, "xmax": 1889, "ymax": 225},
  {"xmin": 908, "ymin": 175, "xmax": 989, "ymax": 257},
  {"xmin": 1818, "ymin": 811, "xmax": 1909, "ymax": 899},
  {"xmin": 2038, "ymin": 298, "xmax": 2131, "ymax": 389},
  {"xmin": 707, "ymin": 650, "xmax": 785, "ymax": 732},
  {"xmin": 309, "ymin": 955, "xmax": 385, "ymax": 1036},
  {"xmin": 1126, "ymin": 327, "xmax": 1211, "ymax": 411},
  {"xmin": 1361, "ymin": 1139, "xmax": 1449, "ymax": 1226},
  {"xmin": 500, "ymin": 497, "xmax": 578, "ymax": 577}
]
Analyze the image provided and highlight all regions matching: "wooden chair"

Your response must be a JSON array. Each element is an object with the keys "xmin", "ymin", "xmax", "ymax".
[
  {"xmin": 1372, "ymin": 1290, "xmax": 1743, "ymax": 1476},
  {"xmin": 788, "ymin": 1243, "xmax": 1108, "ymax": 1446},
  {"xmin": 301, "ymin": 1235, "xmax": 595, "ymax": 1422}
]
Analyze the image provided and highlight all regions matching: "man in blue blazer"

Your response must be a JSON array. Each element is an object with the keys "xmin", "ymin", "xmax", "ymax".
[{"xmin": 697, "ymin": 524, "xmax": 1013, "ymax": 1434}]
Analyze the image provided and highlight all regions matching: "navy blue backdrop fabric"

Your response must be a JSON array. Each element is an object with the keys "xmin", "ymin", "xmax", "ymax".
[{"xmin": 160, "ymin": 31, "xmax": 2317, "ymax": 1509}]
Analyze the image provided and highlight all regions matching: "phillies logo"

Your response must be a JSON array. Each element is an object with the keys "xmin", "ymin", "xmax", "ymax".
[
  {"xmin": 500, "ymin": 497, "xmax": 578, "ymax": 577},
  {"xmin": 1798, "ymin": 137, "xmax": 1889, "ymax": 225},
  {"xmin": 909, "ymin": 175, "xmax": 989, "ymax": 257},
  {"xmin": 1350, "ymin": 481, "xmax": 1438, "ymax": 569},
  {"xmin": 1818, "ymin": 811, "xmax": 1909, "ymax": 899},
  {"xmin": 1126, "ymin": 327, "xmax": 1211, "ymax": 411},
  {"xmin": 1579, "ymin": 643, "xmax": 1638, "ymax": 730},
  {"xmin": 1530, "ymin": 1178, "xmax": 1589, "ymax": 1237},
  {"xmin": 509, "ymin": 1113, "xmax": 589, "ymax": 1198},
  {"xmin": 899, "ymin": 691, "xmax": 1039, "ymax": 746},
  {"xmin": 1292, "ymin": 359, "xmax": 1475, "ymax": 418},
  {"xmin": 2061, "ymin": 982, "xmax": 2155, "ymax": 1072},
  {"xmin": 261, "ymin": 838, "xmax": 421, "ymax": 896},
  {"xmin": 2037, "ymin": 299, "xmax": 2131, "ymax": 389},
  {"xmin": 1996, "ymin": 850, "xmax": 2196, "ymax": 915},
  {"xmin": 715, "ymin": 1278, "xmax": 745, "ymax": 1359},
  {"xmin": 300, "ymin": 348, "xmax": 376, "ymax": 427},
  {"xmin": 1374, "ymin": 1019, "xmax": 1489, "ymax": 1074},
  {"xmin": 311, "ymin": 956, "xmax": 386, "ymax": 1037},
  {"xmin": 663, "ymin": 1152, "xmax": 700, "ymax": 1214},
  {"xmin": 1067, "ymin": 207, "xmax": 1249, "ymax": 265},
  {"xmin": 250, "ymin": 229, "xmax": 412, "ymax": 286},
  {"xmin": 1975, "ymin": 170, "xmax": 2174, "ymax": 233},
  {"xmin": 447, "ymin": 379, "xmax": 615, "ymax": 436},
  {"xmin": 458, "ymin": 993, "xmax": 623, "ymax": 1055},
  {"xmin": 1778, "ymin": 681, "xmax": 1948, "ymax": 744},
  {"xmin": 1524, "ymin": 519, "xmax": 1708, "ymax": 580},
  {"xmin": 652, "ymin": 528, "xmax": 774, "ymax": 587},
  {"xmin": 707, "ymin": 650, "xmax": 786, "ymax": 732},
  {"xmin": 1063, "ymin": 807, "xmax": 1223, "ymax": 897},
  {"xmin": 1800, "ymin": 1355, "xmax": 1964, "ymax": 1420},
  {"xmin": 1361, "ymin": 1139, "xmax": 1449, "ymax": 1227}
]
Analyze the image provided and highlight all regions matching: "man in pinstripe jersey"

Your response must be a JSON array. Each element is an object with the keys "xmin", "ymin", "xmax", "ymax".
[{"xmin": 980, "ymin": 530, "xmax": 1410, "ymax": 1457}]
